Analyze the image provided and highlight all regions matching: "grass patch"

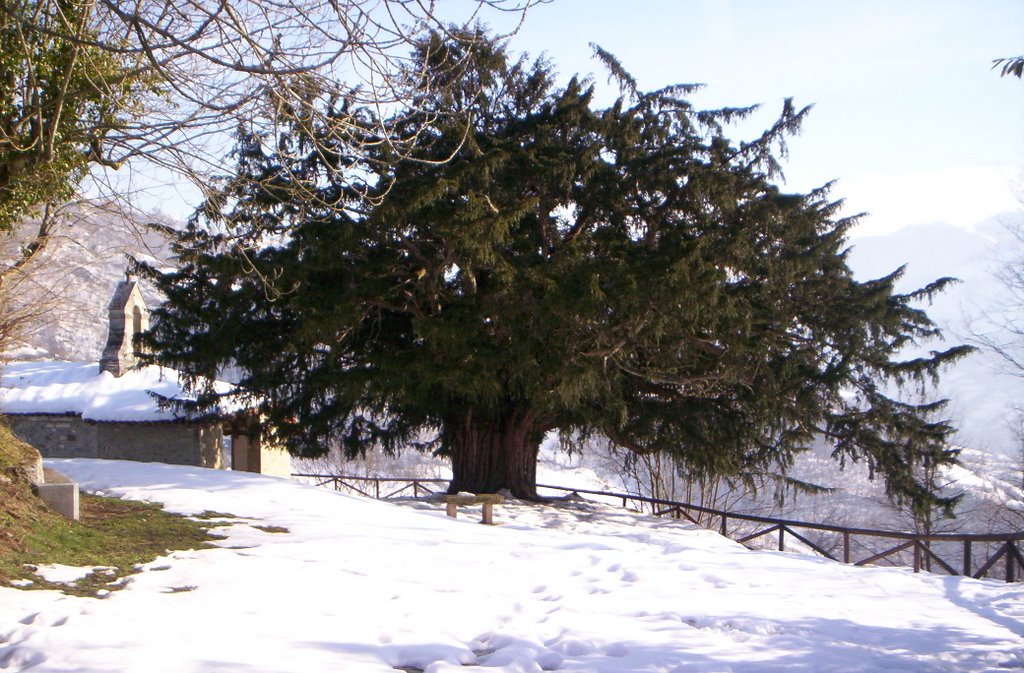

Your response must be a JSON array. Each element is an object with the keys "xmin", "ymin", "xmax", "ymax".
[
  {"xmin": 253, "ymin": 525, "xmax": 290, "ymax": 534},
  {"xmin": 0, "ymin": 419, "xmax": 229, "ymax": 596},
  {"xmin": 1, "ymin": 491, "xmax": 223, "ymax": 597},
  {"xmin": 190, "ymin": 510, "xmax": 243, "ymax": 521}
]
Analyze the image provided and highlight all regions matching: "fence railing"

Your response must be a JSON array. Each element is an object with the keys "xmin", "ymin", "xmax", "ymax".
[
  {"xmin": 536, "ymin": 484, "xmax": 1024, "ymax": 583},
  {"xmin": 291, "ymin": 473, "xmax": 449, "ymax": 500},
  {"xmin": 292, "ymin": 473, "xmax": 1024, "ymax": 583}
]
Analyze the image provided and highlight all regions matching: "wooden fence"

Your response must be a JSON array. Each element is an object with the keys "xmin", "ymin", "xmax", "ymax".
[
  {"xmin": 291, "ymin": 473, "xmax": 1024, "ymax": 583},
  {"xmin": 292, "ymin": 473, "xmax": 448, "ymax": 500}
]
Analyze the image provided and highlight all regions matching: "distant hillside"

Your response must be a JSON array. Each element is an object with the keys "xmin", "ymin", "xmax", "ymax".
[
  {"xmin": 0, "ymin": 202, "xmax": 176, "ymax": 362},
  {"xmin": 846, "ymin": 215, "xmax": 1024, "ymax": 455}
]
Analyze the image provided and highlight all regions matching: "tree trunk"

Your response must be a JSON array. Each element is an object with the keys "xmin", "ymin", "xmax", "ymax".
[{"xmin": 444, "ymin": 407, "xmax": 543, "ymax": 500}]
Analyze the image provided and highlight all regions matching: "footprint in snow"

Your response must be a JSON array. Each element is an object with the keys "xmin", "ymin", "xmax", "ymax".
[
  {"xmin": 700, "ymin": 573, "xmax": 728, "ymax": 588},
  {"xmin": 0, "ymin": 646, "xmax": 47, "ymax": 670},
  {"xmin": 536, "ymin": 650, "xmax": 564, "ymax": 671},
  {"xmin": 556, "ymin": 640, "xmax": 596, "ymax": 656},
  {"xmin": 662, "ymin": 542, "xmax": 691, "ymax": 554},
  {"xmin": 16, "ymin": 612, "xmax": 67, "ymax": 628},
  {"xmin": 669, "ymin": 663, "xmax": 734, "ymax": 673},
  {"xmin": 604, "ymin": 642, "xmax": 629, "ymax": 657}
]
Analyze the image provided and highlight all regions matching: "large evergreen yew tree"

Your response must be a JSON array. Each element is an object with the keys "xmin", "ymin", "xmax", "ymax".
[{"xmin": 142, "ymin": 31, "xmax": 969, "ymax": 515}]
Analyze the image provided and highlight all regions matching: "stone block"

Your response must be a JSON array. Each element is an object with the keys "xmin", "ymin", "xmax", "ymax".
[{"xmin": 35, "ymin": 469, "xmax": 80, "ymax": 521}]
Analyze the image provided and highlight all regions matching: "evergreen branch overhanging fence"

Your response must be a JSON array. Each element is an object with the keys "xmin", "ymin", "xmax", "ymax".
[{"xmin": 291, "ymin": 473, "xmax": 1024, "ymax": 583}]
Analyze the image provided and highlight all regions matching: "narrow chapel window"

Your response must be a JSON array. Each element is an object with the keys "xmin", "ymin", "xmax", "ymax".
[{"xmin": 133, "ymin": 305, "xmax": 143, "ymax": 338}]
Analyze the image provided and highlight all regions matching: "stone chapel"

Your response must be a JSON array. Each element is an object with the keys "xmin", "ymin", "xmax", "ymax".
[{"xmin": 0, "ymin": 280, "xmax": 290, "ymax": 476}]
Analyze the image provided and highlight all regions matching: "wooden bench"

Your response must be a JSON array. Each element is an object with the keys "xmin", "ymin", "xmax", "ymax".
[{"xmin": 440, "ymin": 494, "xmax": 505, "ymax": 525}]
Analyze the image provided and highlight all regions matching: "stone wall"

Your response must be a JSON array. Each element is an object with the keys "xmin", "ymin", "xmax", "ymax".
[
  {"xmin": 96, "ymin": 422, "xmax": 224, "ymax": 468},
  {"xmin": 199, "ymin": 424, "xmax": 225, "ymax": 469},
  {"xmin": 227, "ymin": 427, "xmax": 291, "ymax": 477},
  {"xmin": 6, "ymin": 414, "xmax": 98, "ymax": 459},
  {"xmin": 6, "ymin": 414, "xmax": 224, "ymax": 468}
]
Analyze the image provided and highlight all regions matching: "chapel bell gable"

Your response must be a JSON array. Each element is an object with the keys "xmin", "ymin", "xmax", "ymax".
[{"xmin": 98, "ymin": 279, "xmax": 150, "ymax": 377}]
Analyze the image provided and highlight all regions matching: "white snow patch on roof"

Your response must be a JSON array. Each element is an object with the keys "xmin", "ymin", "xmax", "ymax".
[{"xmin": 0, "ymin": 361, "xmax": 237, "ymax": 422}]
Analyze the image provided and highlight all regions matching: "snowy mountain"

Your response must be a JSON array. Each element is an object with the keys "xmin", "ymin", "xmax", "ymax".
[
  {"xmin": 1, "ymin": 202, "xmax": 174, "ymax": 362},
  {"xmin": 1, "ymin": 459, "xmax": 1021, "ymax": 672},
  {"xmin": 845, "ymin": 216, "xmax": 1024, "ymax": 456}
]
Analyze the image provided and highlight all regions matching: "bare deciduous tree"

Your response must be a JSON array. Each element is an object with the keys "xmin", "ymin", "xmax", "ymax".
[
  {"xmin": 2, "ymin": 0, "xmax": 541, "ymax": 200},
  {"xmin": 969, "ymin": 222, "xmax": 1024, "ymax": 376},
  {"xmin": 0, "ymin": 0, "xmax": 540, "ymax": 360},
  {"xmin": 0, "ymin": 204, "xmax": 63, "ymax": 362},
  {"xmin": 961, "ymin": 217, "xmax": 1024, "ymax": 527}
]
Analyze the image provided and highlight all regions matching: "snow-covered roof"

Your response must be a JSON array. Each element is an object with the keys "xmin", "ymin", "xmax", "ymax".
[{"xmin": 0, "ymin": 360, "xmax": 237, "ymax": 423}]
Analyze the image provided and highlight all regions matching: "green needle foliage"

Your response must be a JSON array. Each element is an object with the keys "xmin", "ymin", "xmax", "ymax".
[
  {"xmin": 141, "ymin": 29, "xmax": 971, "ymax": 516},
  {"xmin": 993, "ymin": 55, "xmax": 1024, "ymax": 79}
]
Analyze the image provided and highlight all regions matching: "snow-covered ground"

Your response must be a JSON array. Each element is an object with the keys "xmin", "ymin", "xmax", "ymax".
[{"xmin": 2, "ymin": 460, "xmax": 1022, "ymax": 672}]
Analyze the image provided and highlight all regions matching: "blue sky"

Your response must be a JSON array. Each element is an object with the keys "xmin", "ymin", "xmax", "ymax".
[
  {"xmin": 134, "ymin": 1, "xmax": 1023, "ymax": 237},
  {"xmin": 495, "ymin": 0, "xmax": 1023, "ymax": 236}
]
